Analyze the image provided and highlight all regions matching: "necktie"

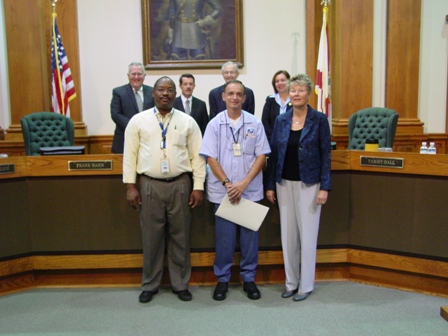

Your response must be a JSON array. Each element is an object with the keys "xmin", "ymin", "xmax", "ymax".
[
  {"xmin": 135, "ymin": 90, "xmax": 143, "ymax": 112},
  {"xmin": 185, "ymin": 99, "xmax": 191, "ymax": 115}
]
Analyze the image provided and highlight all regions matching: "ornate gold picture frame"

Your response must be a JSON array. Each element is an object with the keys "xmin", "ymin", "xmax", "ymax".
[{"xmin": 142, "ymin": 0, "xmax": 244, "ymax": 69}]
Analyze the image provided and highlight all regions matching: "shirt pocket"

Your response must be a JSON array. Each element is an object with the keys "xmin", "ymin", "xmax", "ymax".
[
  {"xmin": 172, "ymin": 129, "xmax": 187, "ymax": 147},
  {"xmin": 243, "ymin": 136, "xmax": 256, "ymax": 155}
]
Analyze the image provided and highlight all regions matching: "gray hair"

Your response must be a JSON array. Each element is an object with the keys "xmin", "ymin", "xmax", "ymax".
[
  {"xmin": 128, "ymin": 62, "xmax": 145, "ymax": 74},
  {"xmin": 288, "ymin": 74, "xmax": 313, "ymax": 94},
  {"xmin": 221, "ymin": 61, "xmax": 239, "ymax": 73}
]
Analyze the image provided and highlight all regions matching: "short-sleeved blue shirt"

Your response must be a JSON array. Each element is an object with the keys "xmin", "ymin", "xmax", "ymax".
[{"xmin": 199, "ymin": 110, "xmax": 271, "ymax": 203}]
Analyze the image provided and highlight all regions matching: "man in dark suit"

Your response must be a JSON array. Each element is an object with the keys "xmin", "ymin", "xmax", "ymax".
[
  {"xmin": 208, "ymin": 61, "xmax": 255, "ymax": 120},
  {"xmin": 110, "ymin": 62, "xmax": 154, "ymax": 153},
  {"xmin": 173, "ymin": 74, "xmax": 209, "ymax": 136}
]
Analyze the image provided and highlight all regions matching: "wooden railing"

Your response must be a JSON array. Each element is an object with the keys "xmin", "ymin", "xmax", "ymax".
[{"xmin": 0, "ymin": 151, "xmax": 447, "ymax": 296}]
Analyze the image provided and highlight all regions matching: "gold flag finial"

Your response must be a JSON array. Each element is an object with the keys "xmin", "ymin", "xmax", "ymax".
[
  {"xmin": 51, "ymin": 0, "xmax": 57, "ymax": 13},
  {"xmin": 321, "ymin": 0, "xmax": 331, "ymax": 8}
]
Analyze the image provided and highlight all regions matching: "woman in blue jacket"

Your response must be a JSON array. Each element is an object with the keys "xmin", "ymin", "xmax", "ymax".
[{"xmin": 266, "ymin": 73, "xmax": 331, "ymax": 301}]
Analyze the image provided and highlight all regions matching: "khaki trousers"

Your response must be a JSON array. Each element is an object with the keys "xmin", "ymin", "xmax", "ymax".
[{"xmin": 139, "ymin": 174, "xmax": 192, "ymax": 291}]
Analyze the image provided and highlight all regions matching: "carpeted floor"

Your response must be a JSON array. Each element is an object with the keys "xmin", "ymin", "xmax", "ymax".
[{"xmin": 0, "ymin": 281, "xmax": 446, "ymax": 336}]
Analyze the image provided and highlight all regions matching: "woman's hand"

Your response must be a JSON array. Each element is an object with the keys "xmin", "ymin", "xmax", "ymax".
[
  {"xmin": 316, "ymin": 190, "xmax": 328, "ymax": 205},
  {"xmin": 266, "ymin": 190, "xmax": 276, "ymax": 204}
]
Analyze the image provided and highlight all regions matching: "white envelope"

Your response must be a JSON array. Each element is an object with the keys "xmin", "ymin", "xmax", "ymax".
[{"xmin": 215, "ymin": 194, "xmax": 269, "ymax": 231}]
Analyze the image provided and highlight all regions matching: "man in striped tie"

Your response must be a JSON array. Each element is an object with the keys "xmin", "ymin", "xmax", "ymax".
[
  {"xmin": 110, "ymin": 62, "xmax": 154, "ymax": 154},
  {"xmin": 173, "ymin": 74, "xmax": 209, "ymax": 136}
]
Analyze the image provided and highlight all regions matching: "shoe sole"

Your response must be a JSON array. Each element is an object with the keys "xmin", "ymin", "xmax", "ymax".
[
  {"xmin": 213, "ymin": 295, "xmax": 226, "ymax": 301},
  {"xmin": 281, "ymin": 290, "xmax": 298, "ymax": 299},
  {"xmin": 293, "ymin": 293, "xmax": 311, "ymax": 301},
  {"xmin": 244, "ymin": 288, "xmax": 261, "ymax": 300}
]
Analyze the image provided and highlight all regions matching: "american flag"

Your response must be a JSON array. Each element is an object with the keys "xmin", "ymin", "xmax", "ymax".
[
  {"xmin": 315, "ymin": 4, "xmax": 331, "ymax": 130},
  {"xmin": 51, "ymin": 13, "xmax": 76, "ymax": 116}
]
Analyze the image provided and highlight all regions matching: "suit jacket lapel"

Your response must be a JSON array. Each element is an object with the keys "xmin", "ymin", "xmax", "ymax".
[
  {"xmin": 127, "ymin": 84, "xmax": 139, "ymax": 112},
  {"xmin": 190, "ymin": 97, "xmax": 197, "ymax": 116},
  {"xmin": 300, "ymin": 107, "xmax": 314, "ymax": 142},
  {"xmin": 174, "ymin": 97, "xmax": 185, "ymax": 112},
  {"xmin": 142, "ymin": 86, "xmax": 154, "ymax": 110}
]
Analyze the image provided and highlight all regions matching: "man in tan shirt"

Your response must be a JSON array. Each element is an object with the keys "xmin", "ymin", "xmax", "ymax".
[{"xmin": 123, "ymin": 76, "xmax": 205, "ymax": 303}]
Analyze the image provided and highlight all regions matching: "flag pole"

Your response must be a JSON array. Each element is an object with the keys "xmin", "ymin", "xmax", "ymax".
[
  {"xmin": 51, "ymin": 0, "xmax": 57, "ymax": 13},
  {"xmin": 315, "ymin": 0, "xmax": 331, "ymax": 131}
]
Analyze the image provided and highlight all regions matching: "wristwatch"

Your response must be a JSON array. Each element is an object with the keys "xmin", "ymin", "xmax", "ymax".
[{"xmin": 222, "ymin": 178, "xmax": 230, "ymax": 186}]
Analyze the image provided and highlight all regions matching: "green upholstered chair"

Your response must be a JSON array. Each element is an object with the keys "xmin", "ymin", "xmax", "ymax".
[
  {"xmin": 348, "ymin": 107, "xmax": 399, "ymax": 150},
  {"xmin": 21, "ymin": 112, "xmax": 75, "ymax": 156}
]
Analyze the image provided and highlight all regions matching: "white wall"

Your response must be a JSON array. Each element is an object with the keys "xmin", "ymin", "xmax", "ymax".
[
  {"xmin": 77, "ymin": 0, "xmax": 306, "ymax": 135},
  {"xmin": 0, "ymin": 0, "xmax": 446, "ymax": 135},
  {"xmin": 418, "ymin": 0, "xmax": 448, "ymax": 133}
]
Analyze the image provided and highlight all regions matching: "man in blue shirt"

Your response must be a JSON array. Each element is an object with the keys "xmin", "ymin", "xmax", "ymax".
[{"xmin": 200, "ymin": 80, "xmax": 270, "ymax": 301}]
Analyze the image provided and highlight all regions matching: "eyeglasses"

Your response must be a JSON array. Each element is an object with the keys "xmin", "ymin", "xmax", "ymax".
[{"xmin": 223, "ymin": 71, "xmax": 236, "ymax": 75}]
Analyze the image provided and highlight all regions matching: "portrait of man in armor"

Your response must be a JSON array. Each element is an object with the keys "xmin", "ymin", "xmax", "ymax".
[{"xmin": 144, "ymin": 0, "xmax": 242, "ymax": 68}]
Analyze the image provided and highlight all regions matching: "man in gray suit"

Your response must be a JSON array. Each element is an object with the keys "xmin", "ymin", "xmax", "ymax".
[
  {"xmin": 173, "ymin": 74, "xmax": 209, "ymax": 136},
  {"xmin": 110, "ymin": 62, "xmax": 154, "ymax": 153}
]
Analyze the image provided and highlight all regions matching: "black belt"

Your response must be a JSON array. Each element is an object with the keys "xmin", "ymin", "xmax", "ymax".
[{"xmin": 144, "ymin": 173, "xmax": 184, "ymax": 183}]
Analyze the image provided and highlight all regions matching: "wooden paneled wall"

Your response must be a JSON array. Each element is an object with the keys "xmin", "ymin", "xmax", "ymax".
[
  {"xmin": 3, "ymin": 0, "xmax": 85, "ymax": 140},
  {"xmin": 386, "ymin": 0, "xmax": 423, "ymax": 134},
  {"xmin": 306, "ymin": 0, "xmax": 424, "ymax": 136},
  {"xmin": 2, "ymin": 0, "xmax": 443, "ymax": 151}
]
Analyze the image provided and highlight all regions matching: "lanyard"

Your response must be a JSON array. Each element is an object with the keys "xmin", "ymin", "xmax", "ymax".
[
  {"xmin": 226, "ymin": 112, "xmax": 244, "ymax": 144},
  {"xmin": 154, "ymin": 108, "xmax": 173, "ymax": 149}
]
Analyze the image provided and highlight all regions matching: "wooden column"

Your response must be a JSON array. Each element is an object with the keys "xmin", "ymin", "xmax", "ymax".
[
  {"xmin": 3, "ymin": 0, "xmax": 85, "ymax": 140},
  {"xmin": 307, "ymin": 0, "xmax": 424, "ymax": 137},
  {"xmin": 307, "ymin": 0, "xmax": 375, "ymax": 136},
  {"xmin": 385, "ymin": 0, "xmax": 423, "ymax": 134}
]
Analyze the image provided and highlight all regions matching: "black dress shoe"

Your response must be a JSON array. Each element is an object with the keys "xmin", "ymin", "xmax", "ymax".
[
  {"xmin": 213, "ymin": 282, "xmax": 228, "ymax": 301},
  {"xmin": 243, "ymin": 281, "xmax": 261, "ymax": 300},
  {"xmin": 139, "ymin": 290, "xmax": 158, "ymax": 303},
  {"xmin": 172, "ymin": 289, "xmax": 192, "ymax": 301}
]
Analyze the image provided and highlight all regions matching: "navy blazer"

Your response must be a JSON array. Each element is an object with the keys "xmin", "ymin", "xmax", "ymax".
[
  {"xmin": 173, "ymin": 96, "xmax": 209, "ymax": 136},
  {"xmin": 261, "ymin": 95, "xmax": 292, "ymax": 143},
  {"xmin": 267, "ymin": 105, "xmax": 332, "ymax": 191},
  {"xmin": 110, "ymin": 84, "xmax": 154, "ymax": 153},
  {"xmin": 208, "ymin": 84, "xmax": 255, "ymax": 119}
]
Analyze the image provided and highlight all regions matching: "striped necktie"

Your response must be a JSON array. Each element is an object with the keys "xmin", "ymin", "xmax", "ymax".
[
  {"xmin": 185, "ymin": 99, "xmax": 191, "ymax": 115},
  {"xmin": 135, "ymin": 90, "xmax": 143, "ymax": 112}
]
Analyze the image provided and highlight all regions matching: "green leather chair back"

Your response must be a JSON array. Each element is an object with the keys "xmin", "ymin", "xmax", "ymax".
[
  {"xmin": 21, "ymin": 112, "xmax": 75, "ymax": 156},
  {"xmin": 348, "ymin": 107, "xmax": 399, "ymax": 150}
]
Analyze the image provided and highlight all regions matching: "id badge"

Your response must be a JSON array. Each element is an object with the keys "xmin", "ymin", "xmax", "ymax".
[
  {"xmin": 160, "ymin": 158, "xmax": 170, "ymax": 173},
  {"xmin": 233, "ymin": 143, "xmax": 242, "ymax": 157}
]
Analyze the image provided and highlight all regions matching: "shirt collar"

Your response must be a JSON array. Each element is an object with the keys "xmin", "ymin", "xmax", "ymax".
[{"xmin": 181, "ymin": 95, "xmax": 192, "ymax": 104}]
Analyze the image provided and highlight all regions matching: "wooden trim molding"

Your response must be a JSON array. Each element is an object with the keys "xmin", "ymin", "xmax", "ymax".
[{"xmin": 1, "ymin": 249, "xmax": 447, "ymax": 297}]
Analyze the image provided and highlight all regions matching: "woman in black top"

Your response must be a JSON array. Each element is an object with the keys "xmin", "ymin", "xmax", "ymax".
[{"xmin": 261, "ymin": 70, "xmax": 291, "ymax": 142}]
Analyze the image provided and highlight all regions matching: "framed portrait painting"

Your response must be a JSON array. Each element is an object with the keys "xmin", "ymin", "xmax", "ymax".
[{"xmin": 142, "ymin": 0, "xmax": 244, "ymax": 69}]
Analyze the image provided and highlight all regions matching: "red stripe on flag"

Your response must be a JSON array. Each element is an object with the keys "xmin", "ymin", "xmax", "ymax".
[
  {"xmin": 51, "ymin": 14, "xmax": 76, "ymax": 116},
  {"xmin": 315, "ymin": 6, "xmax": 331, "ymax": 123}
]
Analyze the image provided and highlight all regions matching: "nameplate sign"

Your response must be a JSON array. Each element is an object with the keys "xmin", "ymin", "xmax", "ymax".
[
  {"xmin": 360, "ymin": 156, "xmax": 404, "ymax": 169},
  {"xmin": 0, "ymin": 164, "xmax": 15, "ymax": 175},
  {"xmin": 68, "ymin": 160, "xmax": 113, "ymax": 171}
]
